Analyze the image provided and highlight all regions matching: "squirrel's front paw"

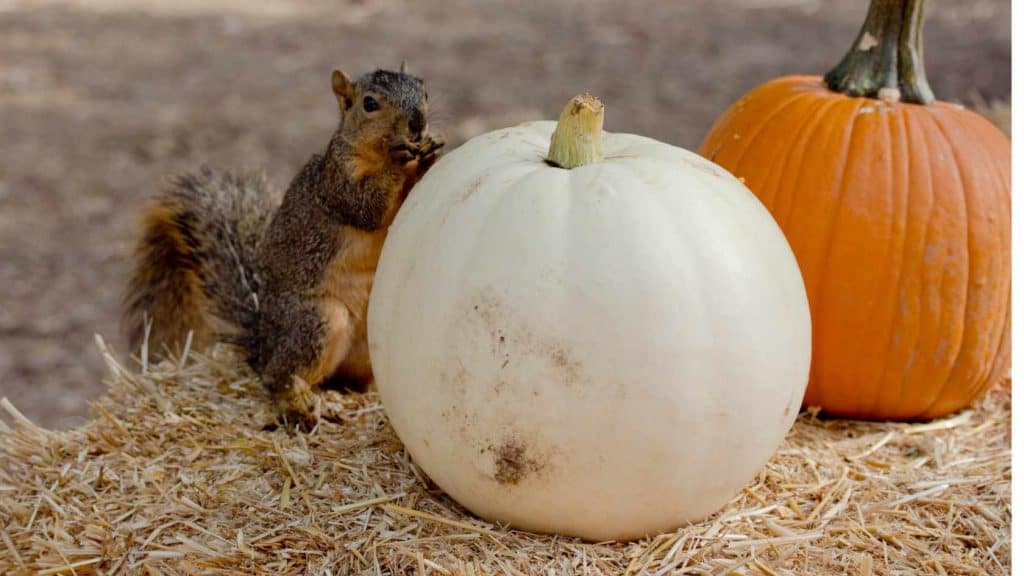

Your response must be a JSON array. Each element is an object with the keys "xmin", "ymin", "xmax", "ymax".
[
  {"xmin": 419, "ymin": 133, "xmax": 446, "ymax": 156},
  {"xmin": 390, "ymin": 144, "xmax": 418, "ymax": 166},
  {"xmin": 414, "ymin": 134, "xmax": 446, "ymax": 173},
  {"xmin": 391, "ymin": 134, "xmax": 446, "ymax": 166}
]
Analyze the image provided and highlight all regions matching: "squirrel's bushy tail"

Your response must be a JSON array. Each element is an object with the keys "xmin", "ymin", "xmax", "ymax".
[{"xmin": 124, "ymin": 168, "xmax": 279, "ymax": 357}]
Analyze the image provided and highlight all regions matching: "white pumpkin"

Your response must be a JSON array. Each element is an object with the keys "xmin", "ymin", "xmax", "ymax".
[{"xmin": 368, "ymin": 95, "xmax": 810, "ymax": 541}]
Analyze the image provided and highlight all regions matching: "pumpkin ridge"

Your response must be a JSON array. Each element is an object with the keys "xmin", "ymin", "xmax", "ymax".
[
  {"xmin": 388, "ymin": 163, "xmax": 497, "ymax": 344},
  {"xmin": 770, "ymin": 97, "xmax": 845, "ymax": 229},
  {"xmin": 910, "ymin": 109, "xmax": 958, "ymax": 418},
  {"xmin": 890, "ymin": 105, "xmax": 932, "ymax": 414},
  {"xmin": 906, "ymin": 111, "xmax": 963, "ymax": 418},
  {"xmin": 805, "ymin": 101, "xmax": 861, "ymax": 410},
  {"xmin": 976, "ymin": 287, "xmax": 1012, "ymax": 403},
  {"xmin": 889, "ymin": 109, "xmax": 957, "ymax": 419},
  {"xmin": 915, "ymin": 111, "xmax": 973, "ymax": 419},
  {"xmin": 860, "ymin": 103, "xmax": 901, "ymax": 414},
  {"xmin": 701, "ymin": 76, "xmax": 820, "ymax": 164},
  {"xmin": 930, "ymin": 112, "xmax": 1011, "ymax": 414},
  {"xmin": 954, "ymin": 122, "xmax": 1010, "ymax": 408},
  {"xmin": 872, "ymin": 103, "xmax": 915, "ymax": 416},
  {"xmin": 940, "ymin": 110, "xmax": 1008, "ymax": 416},
  {"xmin": 728, "ymin": 91, "xmax": 822, "ymax": 216},
  {"xmin": 701, "ymin": 78, "xmax": 789, "ymax": 160},
  {"xmin": 972, "ymin": 283, "xmax": 1011, "ymax": 407},
  {"xmin": 727, "ymin": 90, "xmax": 821, "ymax": 185},
  {"xmin": 749, "ymin": 101, "xmax": 814, "ymax": 213},
  {"xmin": 780, "ymin": 98, "xmax": 861, "ymax": 316},
  {"xmin": 971, "ymin": 170, "xmax": 1012, "ymax": 404}
]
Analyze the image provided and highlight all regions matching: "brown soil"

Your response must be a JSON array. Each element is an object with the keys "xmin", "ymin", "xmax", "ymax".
[{"xmin": 0, "ymin": 0, "xmax": 1010, "ymax": 427}]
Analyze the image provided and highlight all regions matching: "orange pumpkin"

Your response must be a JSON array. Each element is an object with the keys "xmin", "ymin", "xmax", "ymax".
[{"xmin": 699, "ymin": 0, "xmax": 1010, "ymax": 420}]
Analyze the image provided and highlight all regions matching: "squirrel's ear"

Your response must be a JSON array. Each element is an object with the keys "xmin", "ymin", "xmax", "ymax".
[
  {"xmin": 400, "ymin": 60, "xmax": 408, "ymax": 74},
  {"xmin": 331, "ymin": 69, "xmax": 354, "ymax": 111}
]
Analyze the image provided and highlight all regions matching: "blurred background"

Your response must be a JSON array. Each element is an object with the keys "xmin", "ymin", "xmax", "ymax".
[{"xmin": 0, "ymin": 0, "xmax": 1011, "ymax": 428}]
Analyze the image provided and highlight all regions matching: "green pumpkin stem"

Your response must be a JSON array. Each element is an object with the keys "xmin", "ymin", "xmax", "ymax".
[
  {"xmin": 824, "ymin": 0, "xmax": 934, "ymax": 105},
  {"xmin": 547, "ymin": 94, "xmax": 605, "ymax": 169}
]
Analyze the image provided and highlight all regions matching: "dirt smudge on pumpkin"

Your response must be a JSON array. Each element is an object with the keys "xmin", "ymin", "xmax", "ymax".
[
  {"xmin": 548, "ymin": 346, "xmax": 583, "ymax": 386},
  {"xmin": 446, "ymin": 361, "xmax": 471, "ymax": 398},
  {"xmin": 472, "ymin": 288, "xmax": 514, "ymax": 358},
  {"xmin": 470, "ymin": 286, "xmax": 589, "ymax": 392},
  {"xmin": 472, "ymin": 288, "xmax": 502, "ymax": 327},
  {"xmin": 457, "ymin": 175, "xmax": 486, "ymax": 205},
  {"xmin": 492, "ymin": 377, "xmax": 510, "ymax": 396},
  {"xmin": 489, "ymin": 435, "xmax": 545, "ymax": 485},
  {"xmin": 440, "ymin": 360, "xmax": 475, "ymax": 439}
]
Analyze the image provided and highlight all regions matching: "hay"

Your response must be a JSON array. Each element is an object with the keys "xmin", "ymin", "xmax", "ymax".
[{"xmin": 0, "ymin": 338, "xmax": 1010, "ymax": 575}]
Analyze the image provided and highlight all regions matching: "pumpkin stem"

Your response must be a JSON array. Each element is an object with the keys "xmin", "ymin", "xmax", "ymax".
[
  {"xmin": 824, "ymin": 0, "xmax": 934, "ymax": 105},
  {"xmin": 547, "ymin": 94, "xmax": 605, "ymax": 169}
]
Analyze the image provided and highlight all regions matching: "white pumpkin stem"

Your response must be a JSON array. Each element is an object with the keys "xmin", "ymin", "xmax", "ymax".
[{"xmin": 546, "ymin": 94, "xmax": 605, "ymax": 169}]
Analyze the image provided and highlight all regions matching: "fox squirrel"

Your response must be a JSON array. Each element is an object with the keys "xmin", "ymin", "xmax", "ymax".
[{"xmin": 124, "ymin": 68, "xmax": 444, "ymax": 424}]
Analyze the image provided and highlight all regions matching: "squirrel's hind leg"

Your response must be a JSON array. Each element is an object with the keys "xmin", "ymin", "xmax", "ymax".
[
  {"xmin": 322, "ymin": 328, "xmax": 374, "ymax": 393},
  {"xmin": 261, "ymin": 298, "xmax": 359, "ymax": 428},
  {"xmin": 296, "ymin": 299, "xmax": 360, "ymax": 390}
]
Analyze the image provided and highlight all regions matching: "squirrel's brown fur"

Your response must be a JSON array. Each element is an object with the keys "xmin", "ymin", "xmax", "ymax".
[
  {"xmin": 125, "ymin": 169, "xmax": 278, "ymax": 355},
  {"xmin": 125, "ymin": 68, "xmax": 443, "ymax": 425}
]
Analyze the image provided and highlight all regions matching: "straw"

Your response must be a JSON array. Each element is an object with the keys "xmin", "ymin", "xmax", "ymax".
[{"xmin": 0, "ymin": 338, "xmax": 1010, "ymax": 575}]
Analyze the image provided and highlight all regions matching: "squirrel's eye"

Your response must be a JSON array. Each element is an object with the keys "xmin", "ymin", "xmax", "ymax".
[{"xmin": 363, "ymin": 96, "xmax": 380, "ymax": 113}]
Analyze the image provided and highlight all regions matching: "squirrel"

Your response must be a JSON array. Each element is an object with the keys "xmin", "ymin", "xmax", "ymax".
[{"xmin": 124, "ymin": 68, "xmax": 444, "ymax": 424}]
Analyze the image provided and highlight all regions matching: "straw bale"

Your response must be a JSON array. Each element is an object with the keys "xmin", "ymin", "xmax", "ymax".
[{"xmin": 0, "ymin": 338, "xmax": 1010, "ymax": 575}]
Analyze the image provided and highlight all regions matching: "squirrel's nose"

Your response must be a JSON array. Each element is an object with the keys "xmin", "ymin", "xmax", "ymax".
[{"xmin": 408, "ymin": 111, "xmax": 426, "ymax": 137}]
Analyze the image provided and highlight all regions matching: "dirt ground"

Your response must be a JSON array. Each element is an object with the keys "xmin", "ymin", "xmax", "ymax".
[{"xmin": 0, "ymin": 0, "xmax": 1011, "ymax": 428}]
